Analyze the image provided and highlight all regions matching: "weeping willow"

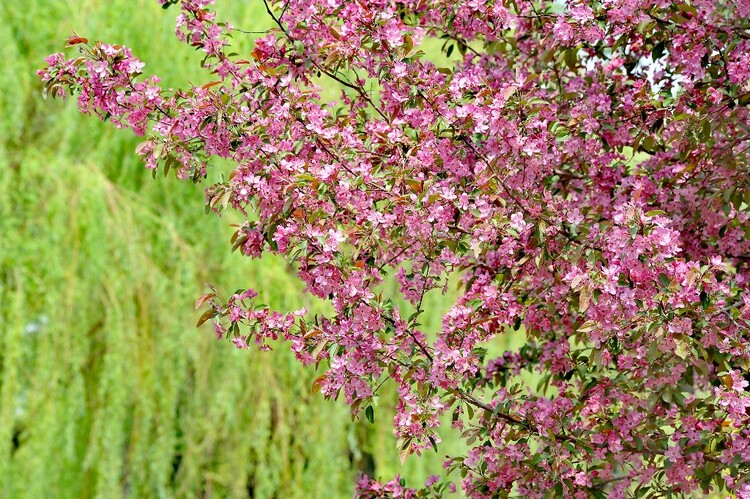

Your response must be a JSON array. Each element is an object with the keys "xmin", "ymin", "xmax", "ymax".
[{"xmin": 0, "ymin": 1, "xmax": 459, "ymax": 497}]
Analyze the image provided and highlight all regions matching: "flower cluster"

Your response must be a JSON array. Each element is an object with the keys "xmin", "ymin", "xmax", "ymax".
[{"xmin": 41, "ymin": 0, "xmax": 750, "ymax": 496}]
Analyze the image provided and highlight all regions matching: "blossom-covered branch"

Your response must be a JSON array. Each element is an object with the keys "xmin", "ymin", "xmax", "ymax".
[{"xmin": 41, "ymin": 0, "xmax": 750, "ymax": 496}]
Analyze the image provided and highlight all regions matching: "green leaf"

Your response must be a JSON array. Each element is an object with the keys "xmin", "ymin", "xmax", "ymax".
[
  {"xmin": 577, "ymin": 320, "xmax": 597, "ymax": 333},
  {"xmin": 652, "ymin": 41, "xmax": 665, "ymax": 60},
  {"xmin": 365, "ymin": 405, "xmax": 375, "ymax": 424},
  {"xmin": 564, "ymin": 48, "xmax": 578, "ymax": 70},
  {"xmin": 658, "ymin": 273, "xmax": 671, "ymax": 288},
  {"xmin": 700, "ymin": 291, "xmax": 709, "ymax": 309},
  {"xmin": 428, "ymin": 435, "xmax": 439, "ymax": 452}
]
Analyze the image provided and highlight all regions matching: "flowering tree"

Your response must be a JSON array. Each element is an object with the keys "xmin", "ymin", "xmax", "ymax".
[{"xmin": 40, "ymin": 0, "xmax": 750, "ymax": 496}]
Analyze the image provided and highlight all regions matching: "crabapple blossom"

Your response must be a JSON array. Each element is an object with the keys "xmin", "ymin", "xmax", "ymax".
[{"xmin": 41, "ymin": 0, "xmax": 750, "ymax": 496}]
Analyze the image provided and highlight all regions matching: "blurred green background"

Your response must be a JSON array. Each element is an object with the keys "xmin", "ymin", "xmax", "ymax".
[{"xmin": 0, "ymin": 1, "xmax": 460, "ymax": 497}]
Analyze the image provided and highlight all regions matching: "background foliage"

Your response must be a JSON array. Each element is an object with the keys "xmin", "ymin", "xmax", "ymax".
[{"xmin": 0, "ymin": 1, "xmax": 460, "ymax": 496}]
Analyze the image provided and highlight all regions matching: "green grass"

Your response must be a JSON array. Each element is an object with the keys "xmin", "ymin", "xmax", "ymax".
[{"xmin": 0, "ymin": 1, "xmax": 469, "ymax": 497}]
